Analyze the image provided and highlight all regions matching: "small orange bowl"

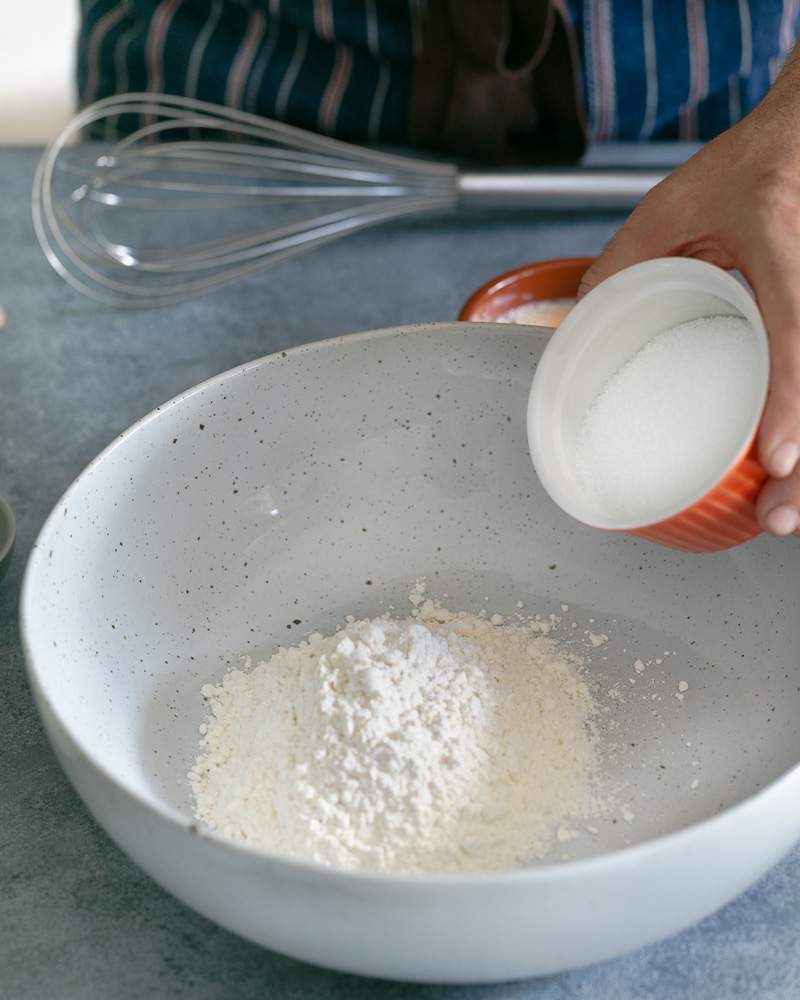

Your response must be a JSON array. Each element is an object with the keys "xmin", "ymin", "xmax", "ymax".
[
  {"xmin": 458, "ymin": 257, "xmax": 595, "ymax": 324},
  {"xmin": 528, "ymin": 258, "xmax": 770, "ymax": 554}
]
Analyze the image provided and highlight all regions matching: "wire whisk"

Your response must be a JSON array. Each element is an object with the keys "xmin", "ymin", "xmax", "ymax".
[{"xmin": 32, "ymin": 93, "xmax": 664, "ymax": 308}]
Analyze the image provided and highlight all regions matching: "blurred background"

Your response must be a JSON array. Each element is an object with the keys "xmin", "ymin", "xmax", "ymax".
[{"xmin": 1, "ymin": 2, "xmax": 77, "ymax": 142}]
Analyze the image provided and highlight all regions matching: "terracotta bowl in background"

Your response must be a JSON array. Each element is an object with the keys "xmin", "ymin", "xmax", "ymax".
[{"xmin": 458, "ymin": 256, "xmax": 595, "ymax": 324}]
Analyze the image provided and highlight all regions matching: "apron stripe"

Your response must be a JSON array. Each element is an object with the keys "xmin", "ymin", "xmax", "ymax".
[
  {"xmin": 639, "ymin": 0, "xmax": 659, "ymax": 138},
  {"xmin": 318, "ymin": 45, "xmax": 353, "ymax": 134},
  {"xmin": 82, "ymin": 2, "xmax": 127, "ymax": 106},
  {"xmin": 368, "ymin": 61, "xmax": 390, "ymax": 140},
  {"xmin": 275, "ymin": 30, "xmax": 309, "ymax": 120},
  {"xmin": 226, "ymin": 8, "xmax": 267, "ymax": 109}
]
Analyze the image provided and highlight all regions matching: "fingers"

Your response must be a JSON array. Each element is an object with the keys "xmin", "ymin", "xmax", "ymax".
[
  {"xmin": 578, "ymin": 217, "xmax": 651, "ymax": 300},
  {"xmin": 756, "ymin": 327, "xmax": 800, "ymax": 479},
  {"xmin": 742, "ymin": 218, "xmax": 800, "ymax": 480},
  {"xmin": 749, "ymin": 202, "xmax": 800, "ymax": 527},
  {"xmin": 756, "ymin": 467, "xmax": 800, "ymax": 535},
  {"xmin": 577, "ymin": 179, "xmax": 685, "ymax": 300},
  {"xmin": 757, "ymin": 373, "xmax": 800, "ymax": 480}
]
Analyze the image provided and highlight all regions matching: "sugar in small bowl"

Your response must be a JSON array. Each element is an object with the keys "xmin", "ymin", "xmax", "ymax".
[{"xmin": 528, "ymin": 258, "xmax": 770, "ymax": 553}]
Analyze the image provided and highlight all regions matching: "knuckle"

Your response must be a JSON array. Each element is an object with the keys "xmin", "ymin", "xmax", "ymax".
[
  {"xmin": 580, "ymin": 259, "xmax": 605, "ymax": 286},
  {"xmin": 749, "ymin": 169, "xmax": 800, "ymax": 230},
  {"xmin": 768, "ymin": 381, "xmax": 800, "ymax": 422}
]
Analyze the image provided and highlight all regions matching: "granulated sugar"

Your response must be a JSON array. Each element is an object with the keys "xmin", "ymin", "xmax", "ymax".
[
  {"xmin": 575, "ymin": 315, "xmax": 761, "ymax": 520},
  {"xmin": 189, "ymin": 592, "xmax": 602, "ymax": 874}
]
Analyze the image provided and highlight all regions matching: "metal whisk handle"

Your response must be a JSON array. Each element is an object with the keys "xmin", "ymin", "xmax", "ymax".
[{"xmin": 457, "ymin": 170, "xmax": 665, "ymax": 209}]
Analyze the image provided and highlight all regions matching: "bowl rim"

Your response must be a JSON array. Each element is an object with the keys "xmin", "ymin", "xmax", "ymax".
[
  {"xmin": 458, "ymin": 256, "xmax": 595, "ymax": 322},
  {"xmin": 0, "ymin": 494, "xmax": 14, "ymax": 566},
  {"xmin": 19, "ymin": 320, "xmax": 800, "ymax": 887}
]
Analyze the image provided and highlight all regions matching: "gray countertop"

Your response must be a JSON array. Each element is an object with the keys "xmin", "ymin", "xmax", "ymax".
[{"xmin": 2, "ymin": 144, "xmax": 799, "ymax": 1000}]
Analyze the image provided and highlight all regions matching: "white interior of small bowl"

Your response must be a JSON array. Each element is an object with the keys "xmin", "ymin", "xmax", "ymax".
[
  {"xmin": 529, "ymin": 259, "xmax": 770, "ymax": 529},
  {"xmin": 24, "ymin": 323, "xmax": 800, "ymax": 866}
]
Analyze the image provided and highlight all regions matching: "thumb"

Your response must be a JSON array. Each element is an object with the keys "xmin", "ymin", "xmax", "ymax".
[{"xmin": 577, "ymin": 181, "xmax": 684, "ymax": 300}]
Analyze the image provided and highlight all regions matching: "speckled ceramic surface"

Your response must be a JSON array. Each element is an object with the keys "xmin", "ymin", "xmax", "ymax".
[{"xmin": 20, "ymin": 322, "xmax": 800, "ymax": 983}]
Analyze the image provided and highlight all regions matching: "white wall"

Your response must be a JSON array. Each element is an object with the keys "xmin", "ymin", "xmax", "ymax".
[{"xmin": 1, "ymin": 2, "xmax": 78, "ymax": 143}]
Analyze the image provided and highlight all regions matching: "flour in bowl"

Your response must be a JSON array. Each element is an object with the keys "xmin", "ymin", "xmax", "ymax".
[{"xmin": 189, "ymin": 589, "xmax": 602, "ymax": 873}]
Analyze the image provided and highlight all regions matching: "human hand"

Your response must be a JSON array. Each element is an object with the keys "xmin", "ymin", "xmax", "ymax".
[{"xmin": 578, "ymin": 50, "xmax": 800, "ymax": 536}]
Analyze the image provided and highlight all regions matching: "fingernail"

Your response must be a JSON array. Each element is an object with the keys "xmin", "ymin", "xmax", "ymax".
[
  {"xmin": 765, "ymin": 504, "xmax": 800, "ymax": 536},
  {"xmin": 769, "ymin": 442, "xmax": 800, "ymax": 478}
]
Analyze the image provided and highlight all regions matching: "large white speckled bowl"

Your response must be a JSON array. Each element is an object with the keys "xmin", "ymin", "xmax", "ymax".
[{"xmin": 21, "ymin": 323, "xmax": 800, "ymax": 983}]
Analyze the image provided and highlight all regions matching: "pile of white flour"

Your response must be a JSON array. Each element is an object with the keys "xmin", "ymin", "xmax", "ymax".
[{"xmin": 190, "ymin": 593, "xmax": 601, "ymax": 873}]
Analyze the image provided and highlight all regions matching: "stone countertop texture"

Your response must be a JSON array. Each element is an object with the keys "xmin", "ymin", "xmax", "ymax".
[{"xmin": 2, "ymin": 145, "xmax": 799, "ymax": 1000}]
